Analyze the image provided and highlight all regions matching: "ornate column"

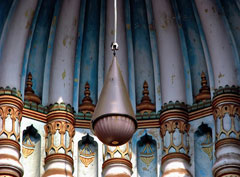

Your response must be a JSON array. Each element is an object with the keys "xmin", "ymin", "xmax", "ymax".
[
  {"xmin": 160, "ymin": 103, "xmax": 192, "ymax": 177},
  {"xmin": 194, "ymin": 1, "xmax": 240, "ymax": 176},
  {"xmin": 42, "ymin": 104, "xmax": 75, "ymax": 177},
  {"xmin": 152, "ymin": 0, "xmax": 191, "ymax": 176},
  {"xmin": 212, "ymin": 87, "xmax": 240, "ymax": 177},
  {"xmin": 0, "ymin": 88, "xmax": 24, "ymax": 177},
  {"xmin": 102, "ymin": 143, "xmax": 132, "ymax": 177},
  {"xmin": 43, "ymin": 0, "xmax": 80, "ymax": 175}
]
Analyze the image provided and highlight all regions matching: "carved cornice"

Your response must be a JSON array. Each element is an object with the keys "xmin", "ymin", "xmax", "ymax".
[
  {"xmin": 160, "ymin": 108, "xmax": 188, "ymax": 124},
  {"xmin": 23, "ymin": 108, "xmax": 47, "ymax": 122},
  {"xmin": 0, "ymin": 139, "xmax": 20, "ymax": 152},
  {"xmin": 102, "ymin": 158, "xmax": 132, "ymax": 170},
  {"xmin": 161, "ymin": 152, "xmax": 190, "ymax": 165},
  {"xmin": 0, "ymin": 94, "xmax": 23, "ymax": 111},
  {"xmin": 47, "ymin": 110, "xmax": 75, "ymax": 125},
  {"xmin": 24, "ymin": 101, "xmax": 48, "ymax": 114},
  {"xmin": 161, "ymin": 101, "xmax": 188, "ymax": 113},
  {"xmin": 45, "ymin": 153, "xmax": 73, "ymax": 167},
  {"xmin": 0, "ymin": 87, "xmax": 21, "ymax": 98},
  {"xmin": 215, "ymin": 138, "xmax": 240, "ymax": 150},
  {"xmin": 213, "ymin": 85, "xmax": 239, "ymax": 98},
  {"xmin": 48, "ymin": 103, "xmax": 74, "ymax": 114}
]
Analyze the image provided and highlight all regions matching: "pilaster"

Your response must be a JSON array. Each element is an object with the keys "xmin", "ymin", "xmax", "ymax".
[
  {"xmin": 212, "ymin": 86, "xmax": 240, "ymax": 177},
  {"xmin": 102, "ymin": 143, "xmax": 132, "ymax": 177},
  {"xmin": 42, "ymin": 104, "xmax": 75, "ymax": 177},
  {"xmin": 0, "ymin": 88, "xmax": 24, "ymax": 177},
  {"xmin": 160, "ymin": 102, "xmax": 192, "ymax": 177}
]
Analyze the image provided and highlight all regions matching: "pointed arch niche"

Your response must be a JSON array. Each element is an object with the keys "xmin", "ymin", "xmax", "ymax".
[
  {"xmin": 194, "ymin": 123, "xmax": 213, "ymax": 177},
  {"xmin": 21, "ymin": 125, "xmax": 41, "ymax": 177},
  {"xmin": 137, "ymin": 133, "xmax": 157, "ymax": 177},
  {"xmin": 78, "ymin": 134, "xmax": 98, "ymax": 177}
]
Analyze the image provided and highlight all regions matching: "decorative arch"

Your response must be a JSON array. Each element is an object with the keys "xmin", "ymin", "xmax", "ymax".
[
  {"xmin": 137, "ymin": 133, "xmax": 157, "ymax": 177},
  {"xmin": 194, "ymin": 123, "xmax": 213, "ymax": 177},
  {"xmin": 78, "ymin": 134, "xmax": 98, "ymax": 177},
  {"xmin": 21, "ymin": 125, "xmax": 41, "ymax": 177}
]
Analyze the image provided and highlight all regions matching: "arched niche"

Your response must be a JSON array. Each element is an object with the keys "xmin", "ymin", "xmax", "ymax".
[
  {"xmin": 194, "ymin": 123, "xmax": 213, "ymax": 177},
  {"xmin": 137, "ymin": 133, "xmax": 157, "ymax": 177},
  {"xmin": 78, "ymin": 134, "xmax": 98, "ymax": 177},
  {"xmin": 21, "ymin": 125, "xmax": 41, "ymax": 177}
]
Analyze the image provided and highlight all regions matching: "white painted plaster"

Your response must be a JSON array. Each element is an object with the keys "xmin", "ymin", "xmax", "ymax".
[
  {"xmin": 0, "ymin": 144, "xmax": 23, "ymax": 174},
  {"xmin": 73, "ymin": 128, "xmax": 102, "ymax": 177},
  {"xmin": 20, "ymin": 117, "xmax": 46, "ymax": 176},
  {"xmin": 162, "ymin": 157, "xmax": 192, "ymax": 177},
  {"xmin": 213, "ymin": 143, "xmax": 240, "ymax": 176},
  {"xmin": 152, "ymin": 0, "xmax": 186, "ymax": 104},
  {"xmin": 194, "ymin": 0, "xmax": 238, "ymax": 88},
  {"xmin": 103, "ymin": 163, "xmax": 132, "ymax": 177},
  {"xmin": 0, "ymin": 0, "xmax": 38, "ymax": 90},
  {"xmin": 105, "ymin": 0, "xmax": 128, "ymax": 89},
  {"xmin": 49, "ymin": 0, "xmax": 81, "ymax": 105}
]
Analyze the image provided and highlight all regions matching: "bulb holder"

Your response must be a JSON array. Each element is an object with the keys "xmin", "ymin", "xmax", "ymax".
[{"xmin": 92, "ymin": 114, "xmax": 137, "ymax": 146}]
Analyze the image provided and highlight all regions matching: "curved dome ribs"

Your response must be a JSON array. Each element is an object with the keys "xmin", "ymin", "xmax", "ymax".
[
  {"xmin": 22, "ymin": 0, "xmax": 56, "ymax": 104},
  {"xmin": 0, "ymin": 0, "xmax": 239, "ymax": 109}
]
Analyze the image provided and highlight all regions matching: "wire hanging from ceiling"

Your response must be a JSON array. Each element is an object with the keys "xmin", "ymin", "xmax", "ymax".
[{"xmin": 111, "ymin": 0, "xmax": 118, "ymax": 56}]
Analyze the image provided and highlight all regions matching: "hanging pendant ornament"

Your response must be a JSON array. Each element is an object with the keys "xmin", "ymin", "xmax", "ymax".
[{"xmin": 91, "ymin": 0, "xmax": 137, "ymax": 146}]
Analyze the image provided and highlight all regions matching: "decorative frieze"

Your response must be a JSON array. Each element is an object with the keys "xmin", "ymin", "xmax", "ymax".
[
  {"xmin": 102, "ymin": 143, "xmax": 132, "ymax": 177},
  {"xmin": 160, "ymin": 107, "xmax": 190, "ymax": 155}
]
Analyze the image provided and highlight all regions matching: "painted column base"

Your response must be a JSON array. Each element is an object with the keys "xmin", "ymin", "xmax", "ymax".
[
  {"xmin": 102, "ymin": 158, "xmax": 132, "ymax": 177},
  {"xmin": 162, "ymin": 153, "xmax": 192, "ymax": 177},
  {"xmin": 0, "ymin": 139, "xmax": 23, "ymax": 177},
  {"xmin": 213, "ymin": 139, "xmax": 240, "ymax": 177},
  {"xmin": 42, "ymin": 154, "xmax": 74, "ymax": 177}
]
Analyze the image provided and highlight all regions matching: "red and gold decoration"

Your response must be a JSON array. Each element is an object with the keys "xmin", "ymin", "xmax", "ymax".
[
  {"xmin": 137, "ymin": 81, "xmax": 155, "ymax": 114},
  {"xmin": 0, "ymin": 88, "xmax": 24, "ymax": 177},
  {"xmin": 160, "ymin": 108, "xmax": 190, "ymax": 155},
  {"xmin": 79, "ymin": 143, "xmax": 96, "ymax": 167},
  {"xmin": 212, "ymin": 86, "xmax": 240, "ymax": 177},
  {"xmin": 140, "ymin": 143, "xmax": 154, "ymax": 167},
  {"xmin": 160, "ymin": 102, "xmax": 192, "ymax": 177},
  {"xmin": 43, "ymin": 103, "xmax": 75, "ymax": 177},
  {"xmin": 79, "ymin": 82, "xmax": 95, "ymax": 114},
  {"xmin": 91, "ymin": 57, "xmax": 137, "ymax": 146},
  {"xmin": 24, "ymin": 72, "xmax": 41, "ymax": 104},
  {"xmin": 103, "ymin": 142, "xmax": 132, "ymax": 177},
  {"xmin": 22, "ymin": 134, "xmax": 35, "ymax": 158}
]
